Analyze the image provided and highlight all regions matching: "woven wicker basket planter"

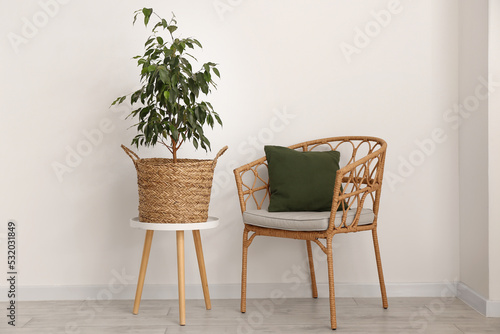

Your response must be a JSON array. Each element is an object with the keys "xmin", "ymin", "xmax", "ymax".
[{"xmin": 122, "ymin": 145, "xmax": 227, "ymax": 224}]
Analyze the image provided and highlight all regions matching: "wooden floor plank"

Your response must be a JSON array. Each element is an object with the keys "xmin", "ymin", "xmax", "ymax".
[{"xmin": 1, "ymin": 297, "xmax": 499, "ymax": 334}]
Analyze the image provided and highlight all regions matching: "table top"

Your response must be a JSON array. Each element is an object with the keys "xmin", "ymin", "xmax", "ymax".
[{"xmin": 130, "ymin": 217, "xmax": 219, "ymax": 231}]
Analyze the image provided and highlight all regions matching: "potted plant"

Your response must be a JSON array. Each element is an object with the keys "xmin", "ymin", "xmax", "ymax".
[{"xmin": 113, "ymin": 8, "xmax": 227, "ymax": 224}]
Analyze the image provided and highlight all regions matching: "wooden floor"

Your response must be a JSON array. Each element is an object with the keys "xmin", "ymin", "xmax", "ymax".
[{"xmin": 1, "ymin": 297, "xmax": 499, "ymax": 333}]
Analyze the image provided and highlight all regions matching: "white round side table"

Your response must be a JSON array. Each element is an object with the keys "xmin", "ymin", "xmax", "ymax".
[{"xmin": 130, "ymin": 217, "xmax": 219, "ymax": 326}]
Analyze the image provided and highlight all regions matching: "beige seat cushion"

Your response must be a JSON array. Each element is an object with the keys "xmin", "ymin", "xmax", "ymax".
[{"xmin": 242, "ymin": 208, "xmax": 375, "ymax": 231}]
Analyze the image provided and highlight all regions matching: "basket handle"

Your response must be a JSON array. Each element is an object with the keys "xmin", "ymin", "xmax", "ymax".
[
  {"xmin": 212, "ymin": 145, "xmax": 228, "ymax": 169},
  {"xmin": 121, "ymin": 145, "xmax": 140, "ymax": 163}
]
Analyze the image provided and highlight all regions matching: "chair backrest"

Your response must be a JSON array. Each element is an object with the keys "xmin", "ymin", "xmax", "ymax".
[{"xmin": 233, "ymin": 137, "xmax": 387, "ymax": 225}]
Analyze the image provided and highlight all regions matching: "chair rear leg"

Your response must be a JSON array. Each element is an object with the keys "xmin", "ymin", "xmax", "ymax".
[
  {"xmin": 326, "ymin": 237, "xmax": 337, "ymax": 330},
  {"xmin": 241, "ymin": 228, "xmax": 249, "ymax": 313},
  {"xmin": 372, "ymin": 228, "xmax": 388, "ymax": 309},
  {"xmin": 306, "ymin": 240, "xmax": 318, "ymax": 298}
]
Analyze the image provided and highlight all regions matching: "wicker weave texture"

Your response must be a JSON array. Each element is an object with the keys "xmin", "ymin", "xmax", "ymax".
[{"xmin": 123, "ymin": 145, "xmax": 227, "ymax": 224}]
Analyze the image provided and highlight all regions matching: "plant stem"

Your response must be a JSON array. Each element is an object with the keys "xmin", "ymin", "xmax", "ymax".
[{"xmin": 172, "ymin": 137, "xmax": 178, "ymax": 163}]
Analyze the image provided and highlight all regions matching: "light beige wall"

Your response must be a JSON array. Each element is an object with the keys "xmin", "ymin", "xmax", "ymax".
[
  {"xmin": 459, "ymin": 0, "xmax": 490, "ymax": 298},
  {"xmin": 488, "ymin": 0, "xmax": 500, "ymax": 301},
  {"xmin": 0, "ymin": 0, "xmax": 460, "ymax": 292}
]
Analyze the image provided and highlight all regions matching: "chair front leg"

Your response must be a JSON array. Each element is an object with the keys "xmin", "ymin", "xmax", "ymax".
[
  {"xmin": 306, "ymin": 240, "xmax": 318, "ymax": 298},
  {"xmin": 372, "ymin": 228, "xmax": 388, "ymax": 309},
  {"xmin": 326, "ymin": 236, "xmax": 337, "ymax": 330},
  {"xmin": 241, "ymin": 227, "xmax": 250, "ymax": 313}
]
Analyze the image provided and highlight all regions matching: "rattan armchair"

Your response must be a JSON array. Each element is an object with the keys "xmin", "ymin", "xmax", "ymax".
[{"xmin": 233, "ymin": 136, "xmax": 388, "ymax": 330}]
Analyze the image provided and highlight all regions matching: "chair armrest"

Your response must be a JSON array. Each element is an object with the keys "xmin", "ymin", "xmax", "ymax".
[
  {"xmin": 328, "ymin": 145, "xmax": 387, "ymax": 231},
  {"xmin": 234, "ymin": 156, "xmax": 269, "ymax": 213}
]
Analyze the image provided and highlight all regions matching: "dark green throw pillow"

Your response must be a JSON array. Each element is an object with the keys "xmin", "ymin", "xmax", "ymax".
[{"xmin": 265, "ymin": 145, "xmax": 347, "ymax": 212}]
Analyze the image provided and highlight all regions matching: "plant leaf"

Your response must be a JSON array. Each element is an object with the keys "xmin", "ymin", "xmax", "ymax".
[
  {"xmin": 167, "ymin": 25, "xmax": 178, "ymax": 34},
  {"xmin": 192, "ymin": 39, "xmax": 202, "ymax": 48},
  {"xmin": 213, "ymin": 67, "xmax": 220, "ymax": 78},
  {"xmin": 111, "ymin": 96, "xmax": 125, "ymax": 106},
  {"xmin": 159, "ymin": 68, "xmax": 169, "ymax": 83},
  {"xmin": 145, "ymin": 37, "xmax": 155, "ymax": 47},
  {"xmin": 143, "ymin": 8, "xmax": 153, "ymax": 26}
]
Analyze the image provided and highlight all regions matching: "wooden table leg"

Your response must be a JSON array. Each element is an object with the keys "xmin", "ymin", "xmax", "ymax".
[
  {"xmin": 133, "ymin": 230, "xmax": 154, "ymax": 315},
  {"xmin": 192, "ymin": 230, "xmax": 211, "ymax": 310},
  {"xmin": 176, "ymin": 231, "xmax": 186, "ymax": 326}
]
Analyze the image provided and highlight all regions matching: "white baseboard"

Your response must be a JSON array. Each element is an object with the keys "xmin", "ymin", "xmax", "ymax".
[
  {"xmin": 0, "ymin": 281, "xmax": 458, "ymax": 302},
  {"xmin": 457, "ymin": 282, "xmax": 500, "ymax": 317},
  {"xmin": 488, "ymin": 300, "xmax": 500, "ymax": 317}
]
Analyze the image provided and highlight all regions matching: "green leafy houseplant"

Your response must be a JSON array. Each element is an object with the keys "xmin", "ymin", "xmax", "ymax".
[{"xmin": 113, "ymin": 8, "xmax": 222, "ymax": 162}]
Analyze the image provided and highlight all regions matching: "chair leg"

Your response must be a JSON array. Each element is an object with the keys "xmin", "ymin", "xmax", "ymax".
[
  {"xmin": 326, "ymin": 237, "xmax": 337, "ymax": 330},
  {"xmin": 372, "ymin": 228, "xmax": 388, "ymax": 309},
  {"xmin": 241, "ymin": 228, "xmax": 249, "ymax": 313},
  {"xmin": 326, "ymin": 237, "xmax": 337, "ymax": 329},
  {"xmin": 306, "ymin": 240, "xmax": 318, "ymax": 298},
  {"xmin": 133, "ymin": 230, "xmax": 154, "ymax": 315}
]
